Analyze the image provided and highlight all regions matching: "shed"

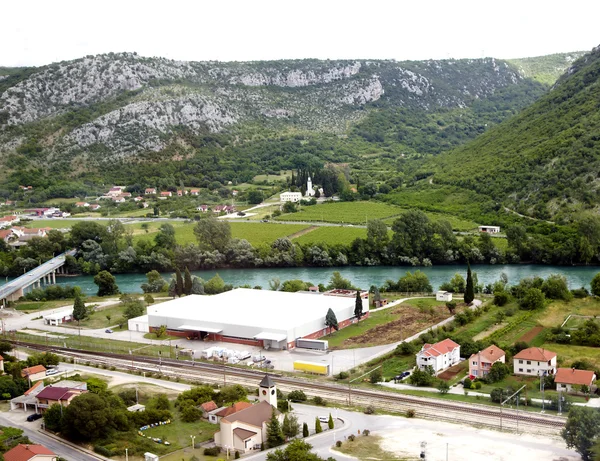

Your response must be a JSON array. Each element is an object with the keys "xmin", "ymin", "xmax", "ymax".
[{"xmin": 436, "ymin": 291, "xmax": 452, "ymax": 302}]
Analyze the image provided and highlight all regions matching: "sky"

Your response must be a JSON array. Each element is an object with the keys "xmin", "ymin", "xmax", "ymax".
[{"xmin": 3, "ymin": 0, "xmax": 600, "ymax": 67}]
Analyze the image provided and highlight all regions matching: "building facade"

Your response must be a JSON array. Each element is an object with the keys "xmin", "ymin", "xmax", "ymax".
[
  {"xmin": 513, "ymin": 347, "xmax": 557, "ymax": 376},
  {"xmin": 416, "ymin": 338, "xmax": 461, "ymax": 374},
  {"xmin": 280, "ymin": 191, "xmax": 302, "ymax": 203},
  {"xmin": 554, "ymin": 368, "xmax": 596, "ymax": 393},
  {"xmin": 469, "ymin": 345, "xmax": 505, "ymax": 378}
]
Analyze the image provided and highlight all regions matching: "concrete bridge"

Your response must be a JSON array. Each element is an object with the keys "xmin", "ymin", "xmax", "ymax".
[{"xmin": 0, "ymin": 250, "xmax": 76, "ymax": 307}]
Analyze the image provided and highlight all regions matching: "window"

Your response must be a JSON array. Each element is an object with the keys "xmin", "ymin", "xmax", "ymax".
[
  {"xmin": 519, "ymin": 360, "xmax": 523, "ymax": 364},
  {"xmin": 519, "ymin": 368, "xmax": 523, "ymax": 372},
  {"xmin": 527, "ymin": 369, "xmax": 531, "ymax": 373},
  {"xmin": 526, "ymin": 361, "xmax": 531, "ymax": 365},
  {"xmin": 473, "ymin": 370, "xmax": 478, "ymax": 376},
  {"xmin": 473, "ymin": 362, "xmax": 477, "ymax": 366}
]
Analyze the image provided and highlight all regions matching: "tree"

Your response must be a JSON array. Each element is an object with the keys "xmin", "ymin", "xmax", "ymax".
[
  {"xmin": 72, "ymin": 293, "xmax": 87, "ymax": 325},
  {"xmin": 314, "ymin": 417, "xmax": 322, "ymax": 434},
  {"xmin": 155, "ymin": 325, "xmax": 167, "ymax": 338},
  {"xmin": 194, "ymin": 218, "xmax": 232, "ymax": 252},
  {"xmin": 141, "ymin": 270, "xmax": 167, "ymax": 293},
  {"xmin": 520, "ymin": 288, "xmax": 545, "ymax": 310},
  {"xmin": 369, "ymin": 369, "xmax": 382, "ymax": 384},
  {"xmin": 282, "ymin": 413, "xmax": 300, "ymax": 439},
  {"xmin": 154, "ymin": 223, "xmax": 176, "ymax": 249},
  {"xmin": 266, "ymin": 409, "xmax": 285, "ymax": 448},
  {"xmin": 302, "ymin": 422, "xmax": 309, "ymax": 438},
  {"xmin": 62, "ymin": 393, "xmax": 117, "ymax": 441},
  {"xmin": 191, "ymin": 277, "xmax": 205, "ymax": 294},
  {"xmin": 105, "ymin": 314, "xmax": 111, "ymax": 325},
  {"xmin": 408, "ymin": 367, "xmax": 435, "ymax": 387},
  {"xmin": 43, "ymin": 403, "xmax": 64, "ymax": 432},
  {"xmin": 204, "ymin": 273, "xmax": 227, "ymax": 294},
  {"xmin": 93, "ymin": 271, "xmax": 119, "ymax": 297},
  {"xmin": 184, "ymin": 267, "xmax": 193, "ymax": 295},
  {"xmin": 486, "ymin": 362, "xmax": 510, "ymax": 383},
  {"xmin": 437, "ymin": 380, "xmax": 450, "ymax": 394},
  {"xmin": 542, "ymin": 274, "xmax": 572, "ymax": 301},
  {"xmin": 354, "ymin": 290, "xmax": 363, "ymax": 322},
  {"xmin": 395, "ymin": 271, "xmax": 432, "ymax": 292},
  {"xmin": 247, "ymin": 189, "xmax": 264, "ymax": 204},
  {"xmin": 464, "ymin": 263, "xmax": 474, "ymax": 304},
  {"xmin": 123, "ymin": 298, "xmax": 145, "ymax": 320},
  {"xmin": 328, "ymin": 413, "xmax": 334, "ymax": 429},
  {"xmin": 325, "ymin": 308, "xmax": 339, "ymax": 334},
  {"xmin": 591, "ymin": 273, "xmax": 600, "ymax": 297},
  {"xmin": 266, "ymin": 439, "xmax": 324, "ymax": 461},
  {"xmin": 327, "ymin": 271, "xmax": 353, "ymax": 290},
  {"xmin": 175, "ymin": 267, "xmax": 184, "ymax": 297},
  {"xmin": 561, "ymin": 407, "xmax": 600, "ymax": 461},
  {"xmin": 269, "ymin": 277, "xmax": 281, "ymax": 291},
  {"xmin": 366, "ymin": 219, "xmax": 389, "ymax": 254}
]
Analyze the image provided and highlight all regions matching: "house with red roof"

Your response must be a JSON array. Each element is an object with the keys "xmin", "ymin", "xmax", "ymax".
[
  {"xmin": 75, "ymin": 202, "xmax": 90, "ymax": 208},
  {"xmin": 554, "ymin": 368, "xmax": 596, "ymax": 393},
  {"xmin": 513, "ymin": 347, "xmax": 557, "ymax": 376},
  {"xmin": 190, "ymin": 189, "xmax": 200, "ymax": 196},
  {"xmin": 416, "ymin": 338, "xmax": 461, "ymax": 374},
  {"xmin": 160, "ymin": 191, "xmax": 172, "ymax": 198},
  {"xmin": 200, "ymin": 400, "xmax": 218, "ymax": 419},
  {"xmin": 0, "ymin": 215, "xmax": 19, "ymax": 229},
  {"xmin": 21, "ymin": 365, "xmax": 47, "ymax": 382},
  {"xmin": 3, "ymin": 444, "xmax": 56, "ymax": 461},
  {"xmin": 469, "ymin": 345, "xmax": 505, "ymax": 379},
  {"xmin": 35, "ymin": 386, "xmax": 86, "ymax": 412},
  {"xmin": 107, "ymin": 186, "xmax": 125, "ymax": 197},
  {"xmin": 145, "ymin": 188, "xmax": 157, "ymax": 195}
]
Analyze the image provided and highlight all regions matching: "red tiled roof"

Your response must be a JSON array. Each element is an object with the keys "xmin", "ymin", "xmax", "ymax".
[
  {"xmin": 4, "ymin": 444, "xmax": 55, "ymax": 461},
  {"xmin": 513, "ymin": 347, "xmax": 557, "ymax": 362},
  {"xmin": 215, "ymin": 401, "xmax": 252, "ymax": 417},
  {"xmin": 21, "ymin": 365, "xmax": 46, "ymax": 377},
  {"xmin": 201, "ymin": 401, "xmax": 218, "ymax": 412},
  {"xmin": 36, "ymin": 386, "xmax": 77, "ymax": 401},
  {"xmin": 24, "ymin": 381, "xmax": 44, "ymax": 396},
  {"xmin": 469, "ymin": 345, "xmax": 505, "ymax": 363},
  {"xmin": 555, "ymin": 368, "xmax": 596, "ymax": 386},
  {"xmin": 421, "ymin": 338, "xmax": 460, "ymax": 358}
]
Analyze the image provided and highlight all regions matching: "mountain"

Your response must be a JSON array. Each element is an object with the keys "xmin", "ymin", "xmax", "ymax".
[
  {"xmin": 0, "ymin": 52, "xmax": 574, "ymax": 192},
  {"xmin": 422, "ymin": 45, "xmax": 600, "ymax": 220}
]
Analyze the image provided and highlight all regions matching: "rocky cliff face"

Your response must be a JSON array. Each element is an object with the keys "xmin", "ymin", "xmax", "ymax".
[{"xmin": 0, "ymin": 52, "xmax": 548, "ymax": 160}]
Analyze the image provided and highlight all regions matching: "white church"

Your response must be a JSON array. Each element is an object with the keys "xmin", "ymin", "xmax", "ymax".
[
  {"xmin": 305, "ymin": 177, "xmax": 315, "ymax": 197},
  {"xmin": 214, "ymin": 375, "xmax": 282, "ymax": 453}
]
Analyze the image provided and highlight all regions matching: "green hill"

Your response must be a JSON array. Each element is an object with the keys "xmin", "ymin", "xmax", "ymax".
[
  {"xmin": 424, "ymin": 45, "xmax": 600, "ymax": 220},
  {"xmin": 507, "ymin": 51, "xmax": 586, "ymax": 85}
]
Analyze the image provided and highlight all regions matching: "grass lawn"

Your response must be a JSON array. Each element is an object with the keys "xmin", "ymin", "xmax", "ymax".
[
  {"xmin": 61, "ymin": 303, "xmax": 126, "ymax": 330},
  {"xmin": 335, "ymin": 435, "xmax": 408, "ymax": 461},
  {"xmin": 252, "ymin": 170, "xmax": 292, "ymax": 183},
  {"xmin": 276, "ymin": 201, "xmax": 403, "ymax": 224},
  {"xmin": 13, "ymin": 300, "xmax": 74, "ymax": 312},
  {"xmin": 399, "ymin": 298, "xmax": 442, "ymax": 308},
  {"xmin": 109, "ymin": 383, "xmax": 182, "ymax": 400},
  {"xmin": 143, "ymin": 332, "xmax": 181, "ymax": 341},
  {"xmin": 321, "ymin": 309, "xmax": 399, "ymax": 349},
  {"xmin": 138, "ymin": 415, "xmax": 217, "ymax": 450},
  {"xmin": 543, "ymin": 343, "xmax": 600, "ymax": 369},
  {"xmin": 293, "ymin": 226, "xmax": 368, "ymax": 245},
  {"xmin": 22, "ymin": 219, "xmax": 93, "ymax": 229},
  {"xmin": 536, "ymin": 297, "xmax": 600, "ymax": 328}
]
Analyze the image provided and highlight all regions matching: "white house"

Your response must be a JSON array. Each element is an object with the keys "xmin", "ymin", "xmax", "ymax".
[
  {"xmin": 436, "ymin": 291, "xmax": 452, "ymax": 302},
  {"xmin": 469, "ymin": 345, "xmax": 505, "ymax": 378},
  {"xmin": 305, "ymin": 177, "xmax": 315, "ymax": 197},
  {"xmin": 513, "ymin": 347, "xmax": 557, "ymax": 376},
  {"xmin": 280, "ymin": 192, "xmax": 302, "ymax": 203},
  {"xmin": 416, "ymin": 338, "xmax": 461, "ymax": 374},
  {"xmin": 554, "ymin": 368, "xmax": 596, "ymax": 393},
  {"xmin": 43, "ymin": 309, "xmax": 73, "ymax": 326},
  {"xmin": 479, "ymin": 225, "xmax": 501, "ymax": 233},
  {"xmin": 214, "ymin": 375, "xmax": 281, "ymax": 453}
]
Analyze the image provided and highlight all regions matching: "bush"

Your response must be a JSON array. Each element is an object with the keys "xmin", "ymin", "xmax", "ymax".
[
  {"xmin": 348, "ymin": 434, "xmax": 356, "ymax": 441},
  {"xmin": 396, "ymin": 341, "xmax": 416, "ymax": 356},
  {"xmin": 520, "ymin": 288, "xmax": 545, "ymax": 310},
  {"xmin": 463, "ymin": 378, "xmax": 472, "ymax": 389},
  {"xmin": 437, "ymin": 380, "xmax": 450, "ymax": 394},
  {"xmin": 364, "ymin": 405, "xmax": 375, "ymax": 415},
  {"xmin": 94, "ymin": 446, "xmax": 114, "ymax": 457},
  {"xmin": 204, "ymin": 447, "xmax": 220, "ymax": 456},
  {"xmin": 406, "ymin": 409, "xmax": 416, "ymax": 418},
  {"xmin": 336, "ymin": 440, "xmax": 342, "ymax": 448},
  {"xmin": 571, "ymin": 287, "xmax": 589, "ymax": 298},
  {"xmin": 235, "ymin": 451, "xmax": 240, "ymax": 459},
  {"xmin": 277, "ymin": 399, "xmax": 291, "ymax": 413},
  {"xmin": 474, "ymin": 381, "xmax": 482, "ymax": 389},
  {"xmin": 313, "ymin": 396, "xmax": 327, "ymax": 406},
  {"xmin": 493, "ymin": 291, "xmax": 509, "ymax": 306},
  {"xmin": 288, "ymin": 390, "xmax": 307, "ymax": 401},
  {"xmin": 363, "ymin": 429, "xmax": 370, "ymax": 436},
  {"xmin": 337, "ymin": 371, "xmax": 349, "ymax": 380},
  {"xmin": 369, "ymin": 369, "xmax": 383, "ymax": 384}
]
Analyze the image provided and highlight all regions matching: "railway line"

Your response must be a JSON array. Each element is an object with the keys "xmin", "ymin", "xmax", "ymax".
[{"xmin": 14, "ymin": 341, "xmax": 566, "ymax": 435}]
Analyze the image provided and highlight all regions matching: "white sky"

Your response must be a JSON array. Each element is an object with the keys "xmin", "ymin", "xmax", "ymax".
[{"xmin": 3, "ymin": 0, "xmax": 599, "ymax": 67}]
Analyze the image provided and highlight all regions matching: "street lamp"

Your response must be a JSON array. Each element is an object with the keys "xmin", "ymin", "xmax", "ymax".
[
  {"xmin": 125, "ymin": 448, "xmax": 128, "ymax": 461},
  {"xmin": 190, "ymin": 435, "xmax": 196, "ymax": 449}
]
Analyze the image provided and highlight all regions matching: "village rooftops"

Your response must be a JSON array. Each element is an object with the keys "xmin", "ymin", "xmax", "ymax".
[
  {"xmin": 469, "ymin": 345, "xmax": 505, "ymax": 363},
  {"xmin": 201, "ymin": 401, "xmax": 218, "ymax": 412},
  {"xmin": 214, "ymin": 401, "xmax": 252, "ymax": 418},
  {"xmin": 3, "ymin": 444, "xmax": 55, "ymax": 461},
  {"xmin": 513, "ymin": 347, "xmax": 557, "ymax": 362},
  {"xmin": 21, "ymin": 365, "xmax": 46, "ymax": 378},
  {"xmin": 36, "ymin": 386, "xmax": 78, "ymax": 401}
]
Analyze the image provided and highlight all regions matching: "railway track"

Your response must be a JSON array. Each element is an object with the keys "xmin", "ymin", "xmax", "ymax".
[{"xmin": 14, "ymin": 341, "xmax": 566, "ymax": 435}]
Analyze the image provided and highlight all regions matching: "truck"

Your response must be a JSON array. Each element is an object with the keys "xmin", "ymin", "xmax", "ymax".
[
  {"xmin": 293, "ymin": 360, "xmax": 330, "ymax": 376},
  {"xmin": 295, "ymin": 338, "xmax": 328, "ymax": 351}
]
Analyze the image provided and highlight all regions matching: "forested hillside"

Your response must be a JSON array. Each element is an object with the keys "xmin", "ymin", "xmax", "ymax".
[
  {"xmin": 0, "ymin": 52, "xmax": 561, "ymax": 197},
  {"xmin": 424, "ymin": 45, "xmax": 600, "ymax": 221}
]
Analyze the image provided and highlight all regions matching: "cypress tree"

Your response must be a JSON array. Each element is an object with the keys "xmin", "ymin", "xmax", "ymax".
[
  {"xmin": 72, "ymin": 293, "xmax": 87, "ymax": 325},
  {"xmin": 354, "ymin": 290, "xmax": 363, "ymax": 323},
  {"xmin": 465, "ymin": 263, "xmax": 475, "ymax": 304},
  {"xmin": 184, "ymin": 267, "xmax": 192, "ymax": 295},
  {"xmin": 315, "ymin": 417, "xmax": 322, "ymax": 434},
  {"xmin": 328, "ymin": 413, "xmax": 334, "ymax": 429},
  {"xmin": 175, "ymin": 267, "xmax": 184, "ymax": 297},
  {"xmin": 302, "ymin": 422, "xmax": 309, "ymax": 438},
  {"xmin": 325, "ymin": 308, "xmax": 339, "ymax": 335}
]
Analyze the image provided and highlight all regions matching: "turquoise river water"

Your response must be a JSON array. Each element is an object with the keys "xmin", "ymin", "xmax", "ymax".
[{"xmin": 1, "ymin": 265, "xmax": 599, "ymax": 296}]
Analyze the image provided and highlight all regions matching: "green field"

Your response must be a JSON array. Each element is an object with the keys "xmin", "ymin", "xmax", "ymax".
[
  {"xmin": 276, "ymin": 201, "xmax": 403, "ymax": 224},
  {"xmin": 321, "ymin": 308, "xmax": 401, "ymax": 349},
  {"xmin": 23, "ymin": 219, "xmax": 92, "ymax": 229},
  {"xmin": 293, "ymin": 226, "xmax": 368, "ymax": 245}
]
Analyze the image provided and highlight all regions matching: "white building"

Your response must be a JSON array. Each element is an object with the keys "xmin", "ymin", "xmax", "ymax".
[
  {"xmin": 513, "ymin": 347, "xmax": 557, "ymax": 376},
  {"xmin": 436, "ymin": 291, "xmax": 452, "ymax": 302},
  {"xmin": 305, "ymin": 177, "xmax": 315, "ymax": 197},
  {"xmin": 128, "ymin": 315, "xmax": 149, "ymax": 333},
  {"xmin": 43, "ymin": 309, "xmax": 73, "ymax": 326},
  {"xmin": 479, "ymin": 225, "xmax": 501, "ymax": 233},
  {"xmin": 142, "ymin": 288, "xmax": 368, "ymax": 350},
  {"xmin": 280, "ymin": 191, "xmax": 302, "ymax": 203},
  {"xmin": 416, "ymin": 338, "xmax": 461, "ymax": 374},
  {"xmin": 554, "ymin": 368, "xmax": 596, "ymax": 393}
]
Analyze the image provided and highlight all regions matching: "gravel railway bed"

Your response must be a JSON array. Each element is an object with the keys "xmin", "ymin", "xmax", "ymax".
[{"xmin": 14, "ymin": 341, "xmax": 566, "ymax": 435}]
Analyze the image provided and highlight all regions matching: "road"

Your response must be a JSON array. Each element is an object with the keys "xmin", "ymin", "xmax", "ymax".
[{"xmin": 0, "ymin": 412, "xmax": 104, "ymax": 461}]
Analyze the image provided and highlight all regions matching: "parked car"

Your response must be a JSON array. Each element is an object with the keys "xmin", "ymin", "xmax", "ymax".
[
  {"xmin": 26, "ymin": 413, "xmax": 42, "ymax": 422},
  {"xmin": 105, "ymin": 329, "xmax": 113, "ymax": 333},
  {"xmin": 318, "ymin": 416, "xmax": 329, "ymax": 423},
  {"xmin": 45, "ymin": 368, "xmax": 59, "ymax": 376}
]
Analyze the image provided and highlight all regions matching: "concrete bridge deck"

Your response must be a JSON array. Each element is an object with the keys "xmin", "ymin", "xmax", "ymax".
[{"xmin": 0, "ymin": 249, "xmax": 76, "ymax": 306}]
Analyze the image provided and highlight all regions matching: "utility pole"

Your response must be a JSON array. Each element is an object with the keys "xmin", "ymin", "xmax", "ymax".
[{"xmin": 501, "ymin": 385, "xmax": 526, "ymax": 432}]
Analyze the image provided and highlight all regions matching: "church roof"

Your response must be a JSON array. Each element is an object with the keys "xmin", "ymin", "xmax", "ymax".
[{"xmin": 259, "ymin": 375, "xmax": 275, "ymax": 388}]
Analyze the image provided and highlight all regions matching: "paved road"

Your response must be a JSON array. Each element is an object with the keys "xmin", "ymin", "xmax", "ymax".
[{"xmin": 0, "ymin": 412, "xmax": 102, "ymax": 461}]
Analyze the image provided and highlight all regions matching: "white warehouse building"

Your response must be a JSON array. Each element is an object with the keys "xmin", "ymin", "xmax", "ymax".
[
  {"xmin": 279, "ymin": 191, "xmax": 302, "ymax": 203},
  {"xmin": 142, "ymin": 288, "xmax": 368, "ymax": 350}
]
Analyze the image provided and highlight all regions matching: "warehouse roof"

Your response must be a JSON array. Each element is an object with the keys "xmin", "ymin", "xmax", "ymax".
[{"xmin": 148, "ymin": 288, "xmax": 358, "ymax": 332}]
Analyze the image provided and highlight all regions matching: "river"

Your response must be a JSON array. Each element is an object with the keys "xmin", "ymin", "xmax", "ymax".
[{"xmin": 2, "ymin": 265, "xmax": 599, "ymax": 296}]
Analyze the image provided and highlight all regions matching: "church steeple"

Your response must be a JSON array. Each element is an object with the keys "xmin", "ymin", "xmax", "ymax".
[{"xmin": 259, "ymin": 375, "xmax": 277, "ymax": 407}]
